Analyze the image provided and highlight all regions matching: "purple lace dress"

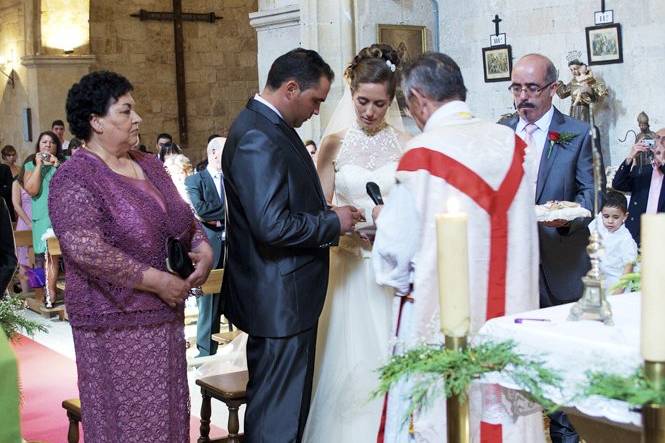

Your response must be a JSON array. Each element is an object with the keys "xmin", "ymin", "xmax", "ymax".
[{"xmin": 48, "ymin": 150, "xmax": 207, "ymax": 442}]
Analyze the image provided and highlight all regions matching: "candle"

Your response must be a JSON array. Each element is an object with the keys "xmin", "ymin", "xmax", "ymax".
[
  {"xmin": 436, "ymin": 197, "xmax": 470, "ymax": 337},
  {"xmin": 641, "ymin": 214, "xmax": 665, "ymax": 361}
]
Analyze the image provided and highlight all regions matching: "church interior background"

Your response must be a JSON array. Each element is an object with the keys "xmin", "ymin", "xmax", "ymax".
[{"xmin": 1, "ymin": 0, "xmax": 664, "ymax": 164}]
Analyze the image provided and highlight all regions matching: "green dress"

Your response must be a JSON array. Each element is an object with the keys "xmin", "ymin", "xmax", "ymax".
[{"xmin": 24, "ymin": 161, "xmax": 57, "ymax": 254}]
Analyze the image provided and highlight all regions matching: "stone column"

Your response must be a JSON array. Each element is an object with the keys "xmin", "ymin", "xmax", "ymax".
[
  {"xmin": 21, "ymin": 55, "xmax": 95, "ymax": 140},
  {"xmin": 250, "ymin": 0, "xmax": 356, "ymax": 142}
]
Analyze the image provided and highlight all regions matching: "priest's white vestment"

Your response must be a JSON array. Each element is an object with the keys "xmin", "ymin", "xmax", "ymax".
[{"xmin": 373, "ymin": 100, "xmax": 544, "ymax": 443}]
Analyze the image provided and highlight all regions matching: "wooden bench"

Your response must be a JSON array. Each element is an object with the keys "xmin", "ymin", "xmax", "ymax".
[
  {"xmin": 61, "ymin": 398, "xmax": 81, "ymax": 443},
  {"xmin": 196, "ymin": 370, "xmax": 248, "ymax": 443}
]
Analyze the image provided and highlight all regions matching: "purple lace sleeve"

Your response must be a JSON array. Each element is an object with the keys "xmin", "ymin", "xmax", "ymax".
[
  {"xmin": 49, "ymin": 174, "xmax": 150, "ymax": 293},
  {"xmin": 191, "ymin": 220, "xmax": 208, "ymax": 250}
]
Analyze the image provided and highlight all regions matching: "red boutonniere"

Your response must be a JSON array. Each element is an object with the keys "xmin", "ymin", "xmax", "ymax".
[{"xmin": 547, "ymin": 131, "xmax": 577, "ymax": 159}]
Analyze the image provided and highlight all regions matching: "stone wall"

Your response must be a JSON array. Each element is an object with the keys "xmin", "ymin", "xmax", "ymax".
[
  {"xmin": 253, "ymin": 0, "xmax": 665, "ymax": 164},
  {"xmin": 0, "ymin": 0, "xmax": 28, "ymax": 157},
  {"xmin": 90, "ymin": 0, "xmax": 259, "ymax": 162},
  {"xmin": 436, "ymin": 0, "xmax": 665, "ymax": 164}
]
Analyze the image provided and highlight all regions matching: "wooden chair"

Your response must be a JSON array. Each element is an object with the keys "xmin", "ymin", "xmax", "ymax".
[
  {"xmin": 61, "ymin": 398, "xmax": 81, "ymax": 443},
  {"xmin": 196, "ymin": 370, "xmax": 248, "ymax": 443}
]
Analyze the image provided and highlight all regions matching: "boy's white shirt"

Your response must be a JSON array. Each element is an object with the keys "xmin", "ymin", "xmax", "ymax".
[{"xmin": 588, "ymin": 213, "xmax": 638, "ymax": 290}]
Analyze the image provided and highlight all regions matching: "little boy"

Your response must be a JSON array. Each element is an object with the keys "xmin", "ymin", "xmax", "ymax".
[{"xmin": 588, "ymin": 190, "xmax": 638, "ymax": 294}]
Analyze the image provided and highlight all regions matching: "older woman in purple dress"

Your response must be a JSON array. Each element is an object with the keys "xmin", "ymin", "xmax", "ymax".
[{"xmin": 48, "ymin": 71, "xmax": 213, "ymax": 442}]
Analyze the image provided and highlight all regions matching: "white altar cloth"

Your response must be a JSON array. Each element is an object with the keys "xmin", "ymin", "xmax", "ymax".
[{"xmin": 475, "ymin": 292, "xmax": 642, "ymax": 426}]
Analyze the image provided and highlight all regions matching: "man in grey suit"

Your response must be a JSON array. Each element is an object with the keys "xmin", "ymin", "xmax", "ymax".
[
  {"xmin": 185, "ymin": 136, "xmax": 226, "ymax": 356},
  {"xmin": 502, "ymin": 53, "xmax": 597, "ymax": 443}
]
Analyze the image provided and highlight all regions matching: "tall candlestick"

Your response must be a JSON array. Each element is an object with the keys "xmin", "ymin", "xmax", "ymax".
[
  {"xmin": 436, "ymin": 198, "xmax": 470, "ymax": 338},
  {"xmin": 641, "ymin": 214, "xmax": 665, "ymax": 361}
]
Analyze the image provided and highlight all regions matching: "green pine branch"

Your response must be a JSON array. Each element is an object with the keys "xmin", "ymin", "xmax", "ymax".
[
  {"xmin": 0, "ymin": 295, "xmax": 48, "ymax": 339},
  {"xmin": 372, "ymin": 340, "xmax": 562, "ymax": 421}
]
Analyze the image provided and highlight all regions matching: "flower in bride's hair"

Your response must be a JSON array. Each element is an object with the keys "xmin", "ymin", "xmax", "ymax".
[{"xmin": 386, "ymin": 60, "xmax": 396, "ymax": 72}]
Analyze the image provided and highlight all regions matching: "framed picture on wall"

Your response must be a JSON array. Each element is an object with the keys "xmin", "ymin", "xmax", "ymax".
[
  {"xmin": 481, "ymin": 45, "xmax": 512, "ymax": 82},
  {"xmin": 586, "ymin": 23, "xmax": 623, "ymax": 65},
  {"xmin": 377, "ymin": 24, "xmax": 427, "ymax": 65},
  {"xmin": 377, "ymin": 24, "xmax": 427, "ymax": 119}
]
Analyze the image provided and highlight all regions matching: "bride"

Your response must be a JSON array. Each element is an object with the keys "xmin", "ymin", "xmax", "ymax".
[{"xmin": 303, "ymin": 44, "xmax": 410, "ymax": 442}]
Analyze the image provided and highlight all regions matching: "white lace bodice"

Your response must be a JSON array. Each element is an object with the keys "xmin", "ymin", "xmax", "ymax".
[{"xmin": 334, "ymin": 120, "xmax": 403, "ymax": 209}]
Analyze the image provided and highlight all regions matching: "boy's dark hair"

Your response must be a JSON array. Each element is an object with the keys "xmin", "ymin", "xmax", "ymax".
[
  {"xmin": 603, "ymin": 190, "xmax": 628, "ymax": 213},
  {"xmin": 266, "ymin": 48, "xmax": 334, "ymax": 91},
  {"xmin": 51, "ymin": 119, "xmax": 65, "ymax": 128}
]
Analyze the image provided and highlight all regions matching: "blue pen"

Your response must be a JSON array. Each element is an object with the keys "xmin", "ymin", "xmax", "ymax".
[{"xmin": 514, "ymin": 318, "xmax": 551, "ymax": 324}]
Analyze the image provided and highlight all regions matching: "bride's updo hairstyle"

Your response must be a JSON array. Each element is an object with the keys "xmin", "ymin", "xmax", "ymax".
[{"xmin": 345, "ymin": 44, "xmax": 401, "ymax": 100}]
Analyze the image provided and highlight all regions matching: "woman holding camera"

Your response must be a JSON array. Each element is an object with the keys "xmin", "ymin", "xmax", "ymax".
[
  {"xmin": 23, "ymin": 131, "xmax": 64, "ymax": 304},
  {"xmin": 612, "ymin": 128, "xmax": 665, "ymax": 246}
]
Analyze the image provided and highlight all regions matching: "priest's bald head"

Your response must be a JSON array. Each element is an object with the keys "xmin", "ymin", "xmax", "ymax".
[
  {"xmin": 401, "ymin": 52, "xmax": 467, "ymax": 130},
  {"xmin": 510, "ymin": 54, "xmax": 559, "ymax": 124}
]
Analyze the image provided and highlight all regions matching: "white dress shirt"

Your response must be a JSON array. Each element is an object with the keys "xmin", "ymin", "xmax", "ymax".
[
  {"xmin": 206, "ymin": 164, "xmax": 223, "ymax": 200},
  {"xmin": 516, "ymin": 106, "xmax": 554, "ymax": 194},
  {"xmin": 254, "ymin": 94, "xmax": 283, "ymax": 120}
]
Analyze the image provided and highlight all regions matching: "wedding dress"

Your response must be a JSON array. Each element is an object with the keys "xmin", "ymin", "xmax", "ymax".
[{"xmin": 303, "ymin": 119, "xmax": 403, "ymax": 442}]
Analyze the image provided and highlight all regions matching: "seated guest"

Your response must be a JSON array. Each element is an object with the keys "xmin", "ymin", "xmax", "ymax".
[
  {"xmin": 155, "ymin": 132, "xmax": 173, "ymax": 153},
  {"xmin": 612, "ymin": 128, "xmax": 665, "ymax": 245},
  {"xmin": 49, "ymin": 70, "xmax": 213, "ymax": 441},
  {"xmin": 304, "ymin": 139, "xmax": 317, "ymax": 165},
  {"xmin": 158, "ymin": 141, "xmax": 183, "ymax": 162},
  {"xmin": 1, "ymin": 145, "xmax": 19, "ymax": 177},
  {"xmin": 23, "ymin": 131, "xmax": 64, "ymax": 306},
  {"xmin": 51, "ymin": 119, "xmax": 70, "ymax": 151},
  {"xmin": 163, "ymin": 152, "xmax": 194, "ymax": 206},
  {"xmin": 185, "ymin": 136, "xmax": 226, "ymax": 357},
  {"xmin": 67, "ymin": 138, "xmax": 84, "ymax": 156},
  {"xmin": 588, "ymin": 190, "xmax": 637, "ymax": 293},
  {"xmin": 11, "ymin": 157, "xmax": 33, "ymax": 294}
]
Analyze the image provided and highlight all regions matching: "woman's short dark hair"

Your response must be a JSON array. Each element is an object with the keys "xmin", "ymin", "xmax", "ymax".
[
  {"xmin": 66, "ymin": 71, "xmax": 134, "ymax": 141},
  {"xmin": 158, "ymin": 142, "xmax": 183, "ymax": 162},
  {"xmin": 33, "ymin": 131, "xmax": 64, "ymax": 162},
  {"xmin": 345, "ymin": 44, "xmax": 401, "ymax": 100},
  {"xmin": 266, "ymin": 48, "xmax": 334, "ymax": 92},
  {"xmin": 1, "ymin": 144, "xmax": 16, "ymax": 160},
  {"xmin": 402, "ymin": 52, "xmax": 467, "ymax": 102}
]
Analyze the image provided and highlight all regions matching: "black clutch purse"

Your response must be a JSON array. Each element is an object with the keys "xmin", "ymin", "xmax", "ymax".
[{"xmin": 166, "ymin": 236, "xmax": 194, "ymax": 279}]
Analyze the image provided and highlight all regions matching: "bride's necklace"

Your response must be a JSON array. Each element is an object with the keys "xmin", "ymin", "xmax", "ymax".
[
  {"xmin": 358, "ymin": 120, "xmax": 387, "ymax": 137},
  {"xmin": 85, "ymin": 143, "xmax": 139, "ymax": 179}
]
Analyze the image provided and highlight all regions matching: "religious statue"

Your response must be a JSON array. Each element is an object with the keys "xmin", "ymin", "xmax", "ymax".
[{"xmin": 556, "ymin": 59, "xmax": 608, "ymax": 124}]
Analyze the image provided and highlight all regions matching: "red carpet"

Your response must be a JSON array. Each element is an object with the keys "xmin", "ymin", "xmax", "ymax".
[{"xmin": 12, "ymin": 335, "xmax": 226, "ymax": 442}]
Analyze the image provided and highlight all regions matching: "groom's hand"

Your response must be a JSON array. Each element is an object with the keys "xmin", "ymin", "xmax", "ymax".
[{"xmin": 333, "ymin": 205, "xmax": 362, "ymax": 234}]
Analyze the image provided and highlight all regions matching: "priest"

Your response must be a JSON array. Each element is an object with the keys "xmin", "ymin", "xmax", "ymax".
[{"xmin": 373, "ymin": 52, "xmax": 543, "ymax": 442}]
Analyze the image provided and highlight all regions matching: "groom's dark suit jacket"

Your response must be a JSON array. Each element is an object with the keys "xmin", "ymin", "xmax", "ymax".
[
  {"xmin": 221, "ymin": 99, "xmax": 340, "ymax": 338},
  {"xmin": 501, "ymin": 107, "xmax": 598, "ymax": 306}
]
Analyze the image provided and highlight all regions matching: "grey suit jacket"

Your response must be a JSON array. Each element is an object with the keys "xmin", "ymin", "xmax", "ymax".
[
  {"xmin": 185, "ymin": 170, "xmax": 225, "ymax": 268},
  {"xmin": 502, "ymin": 107, "xmax": 597, "ymax": 305}
]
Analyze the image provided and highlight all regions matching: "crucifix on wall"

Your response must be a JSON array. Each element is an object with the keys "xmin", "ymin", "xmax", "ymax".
[{"xmin": 130, "ymin": 1, "xmax": 222, "ymax": 146}]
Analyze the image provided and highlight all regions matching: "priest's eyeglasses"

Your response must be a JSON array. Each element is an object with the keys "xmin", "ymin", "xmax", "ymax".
[{"xmin": 508, "ymin": 81, "xmax": 555, "ymax": 96}]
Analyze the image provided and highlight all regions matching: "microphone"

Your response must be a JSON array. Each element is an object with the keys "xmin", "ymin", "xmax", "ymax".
[{"xmin": 366, "ymin": 182, "xmax": 384, "ymax": 205}]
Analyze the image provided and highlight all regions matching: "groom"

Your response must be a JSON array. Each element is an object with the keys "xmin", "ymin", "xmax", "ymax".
[{"xmin": 221, "ymin": 48, "xmax": 361, "ymax": 443}]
